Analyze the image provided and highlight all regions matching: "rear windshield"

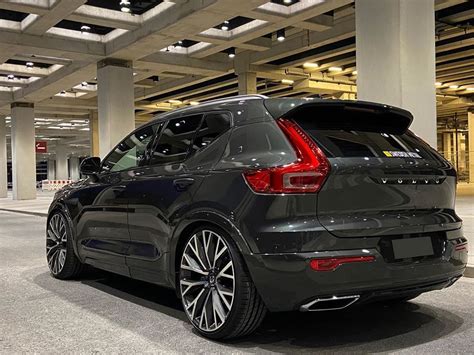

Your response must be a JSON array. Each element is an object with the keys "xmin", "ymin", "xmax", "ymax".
[{"xmin": 293, "ymin": 117, "xmax": 438, "ymax": 161}]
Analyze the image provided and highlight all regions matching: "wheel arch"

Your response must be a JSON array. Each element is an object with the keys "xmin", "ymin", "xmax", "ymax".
[
  {"xmin": 47, "ymin": 201, "xmax": 81, "ymax": 259},
  {"xmin": 167, "ymin": 210, "xmax": 252, "ymax": 290}
]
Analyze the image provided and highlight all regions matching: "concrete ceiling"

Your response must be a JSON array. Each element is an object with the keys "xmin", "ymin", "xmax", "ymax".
[{"xmin": 0, "ymin": 0, "xmax": 472, "ymax": 156}]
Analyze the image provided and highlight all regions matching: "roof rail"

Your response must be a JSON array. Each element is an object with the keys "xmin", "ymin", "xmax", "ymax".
[{"xmin": 198, "ymin": 94, "xmax": 268, "ymax": 106}]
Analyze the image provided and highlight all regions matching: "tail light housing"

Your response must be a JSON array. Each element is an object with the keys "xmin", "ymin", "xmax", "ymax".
[{"xmin": 243, "ymin": 118, "xmax": 330, "ymax": 194}]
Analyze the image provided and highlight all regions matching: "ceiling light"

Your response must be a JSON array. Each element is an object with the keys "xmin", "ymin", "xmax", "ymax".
[
  {"xmin": 328, "ymin": 66, "xmax": 343, "ymax": 72},
  {"xmin": 152, "ymin": 75, "xmax": 159, "ymax": 83},
  {"xmin": 26, "ymin": 61, "xmax": 34, "ymax": 69},
  {"xmin": 175, "ymin": 40, "xmax": 183, "ymax": 49},
  {"xmin": 276, "ymin": 28, "xmax": 286, "ymax": 42},
  {"xmin": 435, "ymin": 82, "xmax": 442, "ymax": 87},
  {"xmin": 81, "ymin": 81, "xmax": 88, "ymax": 87},
  {"xmin": 303, "ymin": 62, "xmax": 319, "ymax": 69},
  {"xmin": 7, "ymin": 74, "xmax": 15, "ymax": 81},
  {"xmin": 283, "ymin": 0, "xmax": 293, "ymax": 4},
  {"xmin": 281, "ymin": 79, "xmax": 294, "ymax": 85},
  {"xmin": 80, "ymin": 25, "xmax": 91, "ymax": 33},
  {"xmin": 189, "ymin": 101, "xmax": 199, "ymax": 106},
  {"xmin": 467, "ymin": 87, "xmax": 474, "ymax": 91},
  {"xmin": 449, "ymin": 85, "xmax": 459, "ymax": 89},
  {"xmin": 120, "ymin": 0, "xmax": 131, "ymax": 13},
  {"xmin": 227, "ymin": 47, "xmax": 236, "ymax": 59},
  {"xmin": 133, "ymin": 72, "xmax": 137, "ymax": 76},
  {"xmin": 221, "ymin": 20, "xmax": 230, "ymax": 31},
  {"xmin": 59, "ymin": 90, "xmax": 66, "ymax": 96},
  {"xmin": 169, "ymin": 99, "xmax": 182, "ymax": 104},
  {"xmin": 352, "ymin": 70, "xmax": 358, "ymax": 75}
]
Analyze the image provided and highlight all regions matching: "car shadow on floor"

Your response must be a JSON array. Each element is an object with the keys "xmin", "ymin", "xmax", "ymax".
[{"xmin": 34, "ymin": 269, "xmax": 465, "ymax": 352}]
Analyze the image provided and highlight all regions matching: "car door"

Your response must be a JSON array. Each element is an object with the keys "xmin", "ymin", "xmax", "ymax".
[
  {"xmin": 124, "ymin": 112, "xmax": 232, "ymax": 285},
  {"xmin": 74, "ymin": 123, "xmax": 159, "ymax": 276}
]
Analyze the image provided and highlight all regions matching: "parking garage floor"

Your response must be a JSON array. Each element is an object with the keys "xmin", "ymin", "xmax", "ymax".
[{"xmin": 1, "ymin": 210, "xmax": 473, "ymax": 353}]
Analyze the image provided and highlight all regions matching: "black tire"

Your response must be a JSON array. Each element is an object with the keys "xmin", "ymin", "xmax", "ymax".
[
  {"xmin": 46, "ymin": 211, "xmax": 84, "ymax": 280},
  {"xmin": 178, "ymin": 225, "xmax": 267, "ymax": 340}
]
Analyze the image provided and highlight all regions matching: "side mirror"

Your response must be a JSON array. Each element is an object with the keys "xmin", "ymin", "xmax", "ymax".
[{"xmin": 80, "ymin": 157, "xmax": 101, "ymax": 176}]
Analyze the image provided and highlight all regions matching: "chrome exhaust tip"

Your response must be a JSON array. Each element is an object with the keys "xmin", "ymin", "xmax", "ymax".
[{"xmin": 300, "ymin": 295, "xmax": 360, "ymax": 312}]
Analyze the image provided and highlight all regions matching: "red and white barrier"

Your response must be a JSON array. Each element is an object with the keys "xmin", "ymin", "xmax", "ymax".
[{"xmin": 41, "ymin": 180, "xmax": 72, "ymax": 191}]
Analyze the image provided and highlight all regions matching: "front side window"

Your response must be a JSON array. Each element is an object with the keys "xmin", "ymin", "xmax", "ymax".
[
  {"xmin": 102, "ymin": 124, "xmax": 160, "ymax": 172},
  {"xmin": 150, "ymin": 114, "xmax": 202, "ymax": 165}
]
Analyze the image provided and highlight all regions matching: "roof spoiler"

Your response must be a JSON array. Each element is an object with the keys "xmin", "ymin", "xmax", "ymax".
[{"xmin": 264, "ymin": 99, "xmax": 414, "ymax": 135}]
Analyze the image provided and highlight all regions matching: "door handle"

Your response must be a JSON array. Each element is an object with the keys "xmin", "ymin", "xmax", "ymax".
[{"xmin": 173, "ymin": 178, "xmax": 195, "ymax": 191}]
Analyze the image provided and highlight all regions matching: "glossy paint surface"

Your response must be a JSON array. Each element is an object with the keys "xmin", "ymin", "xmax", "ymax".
[{"xmin": 48, "ymin": 97, "xmax": 467, "ymax": 312}]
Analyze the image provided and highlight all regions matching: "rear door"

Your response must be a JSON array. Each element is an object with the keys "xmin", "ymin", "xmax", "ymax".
[
  {"xmin": 125, "ymin": 111, "xmax": 233, "ymax": 285},
  {"xmin": 280, "ymin": 102, "xmax": 459, "ymax": 238}
]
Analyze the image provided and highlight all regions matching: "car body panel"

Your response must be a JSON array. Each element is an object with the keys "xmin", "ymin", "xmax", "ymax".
[{"xmin": 47, "ymin": 96, "xmax": 467, "ymax": 312}]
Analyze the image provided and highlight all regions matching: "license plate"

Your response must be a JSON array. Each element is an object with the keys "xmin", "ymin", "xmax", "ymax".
[{"xmin": 392, "ymin": 237, "xmax": 434, "ymax": 259}]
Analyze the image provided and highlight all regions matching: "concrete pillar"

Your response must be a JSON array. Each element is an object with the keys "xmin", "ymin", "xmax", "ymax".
[
  {"xmin": 47, "ymin": 159, "xmax": 55, "ymax": 180},
  {"xmin": 0, "ymin": 116, "xmax": 7, "ymax": 197},
  {"xmin": 11, "ymin": 102, "xmax": 36, "ymax": 200},
  {"xmin": 69, "ymin": 156, "xmax": 80, "ymax": 181},
  {"xmin": 97, "ymin": 58, "xmax": 135, "ymax": 158},
  {"xmin": 469, "ymin": 111, "xmax": 474, "ymax": 183},
  {"xmin": 238, "ymin": 72, "xmax": 257, "ymax": 95},
  {"xmin": 55, "ymin": 143, "xmax": 68, "ymax": 180},
  {"xmin": 443, "ymin": 133, "xmax": 453, "ymax": 162},
  {"xmin": 89, "ymin": 110, "xmax": 99, "ymax": 157},
  {"xmin": 356, "ymin": 0, "xmax": 437, "ymax": 147}
]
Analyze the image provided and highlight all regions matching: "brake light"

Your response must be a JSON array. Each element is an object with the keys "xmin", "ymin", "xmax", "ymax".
[
  {"xmin": 310, "ymin": 256, "xmax": 376, "ymax": 272},
  {"xmin": 243, "ymin": 118, "xmax": 330, "ymax": 193}
]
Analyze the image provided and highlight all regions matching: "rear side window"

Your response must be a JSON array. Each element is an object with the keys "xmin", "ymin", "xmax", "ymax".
[
  {"xmin": 190, "ymin": 112, "xmax": 231, "ymax": 154},
  {"xmin": 150, "ymin": 114, "xmax": 202, "ymax": 165}
]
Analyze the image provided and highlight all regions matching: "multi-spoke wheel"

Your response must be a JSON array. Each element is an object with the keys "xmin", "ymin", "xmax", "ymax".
[
  {"xmin": 179, "ymin": 226, "xmax": 267, "ymax": 339},
  {"xmin": 46, "ymin": 211, "xmax": 83, "ymax": 279}
]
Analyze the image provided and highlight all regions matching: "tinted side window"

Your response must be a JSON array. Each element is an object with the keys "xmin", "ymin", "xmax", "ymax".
[
  {"xmin": 150, "ymin": 114, "xmax": 202, "ymax": 165},
  {"xmin": 190, "ymin": 112, "xmax": 231, "ymax": 154},
  {"xmin": 102, "ymin": 124, "xmax": 160, "ymax": 172}
]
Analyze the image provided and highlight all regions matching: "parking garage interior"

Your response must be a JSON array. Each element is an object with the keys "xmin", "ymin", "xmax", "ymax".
[{"xmin": 0, "ymin": 0, "xmax": 473, "ymax": 352}]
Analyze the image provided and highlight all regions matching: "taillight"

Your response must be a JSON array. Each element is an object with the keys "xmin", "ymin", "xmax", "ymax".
[
  {"xmin": 310, "ymin": 256, "xmax": 376, "ymax": 272},
  {"xmin": 243, "ymin": 118, "xmax": 330, "ymax": 194}
]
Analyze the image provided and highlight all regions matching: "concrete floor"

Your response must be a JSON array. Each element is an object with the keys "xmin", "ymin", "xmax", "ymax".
[{"xmin": 1, "ymin": 211, "xmax": 473, "ymax": 353}]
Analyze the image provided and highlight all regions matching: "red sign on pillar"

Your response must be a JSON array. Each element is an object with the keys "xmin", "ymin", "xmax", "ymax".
[{"xmin": 35, "ymin": 141, "xmax": 48, "ymax": 153}]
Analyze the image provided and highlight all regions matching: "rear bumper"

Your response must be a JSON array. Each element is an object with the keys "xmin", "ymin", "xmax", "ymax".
[{"xmin": 244, "ymin": 236, "xmax": 467, "ymax": 312}]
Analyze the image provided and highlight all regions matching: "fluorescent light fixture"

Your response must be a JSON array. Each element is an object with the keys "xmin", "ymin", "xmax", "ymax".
[
  {"xmin": 221, "ymin": 20, "xmax": 230, "ymax": 31},
  {"xmin": 328, "ymin": 66, "xmax": 343, "ymax": 72},
  {"xmin": 59, "ymin": 90, "xmax": 66, "ymax": 95},
  {"xmin": 281, "ymin": 79, "xmax": 294, "ymax": 85},
  {"xmin": 467, "ymin": 87, "xmax": 474, "ymax": 91},
  {"xmin": 303, "ymin": 62, "xmax": 319, "ymax": 69},
  {"xmin": 449, "ymin": 85, "xmax": 459, "ymax": 89},
  {"xmin": 169, "ymin": 99, "xmax": 182, "ymax": 104},
  {"xmin": 80, "ymin": 25, "xmax": 91, "ymax": 33},
  {"xmin": 189, "ymin": 101, "xmax": 200, "ymax": 106},
  {"xmin": 120, "ymin": 0, "xmax": 131, "ymax": 13},
  {"xmin": 7, "ymin": 74, "xmax": 14, "ymax": 80},
  {"xmin": 227, "ymin": 47, "xmax": 236, "ymax": 59},
  {"xmin": 81, "ymin": 81, "xmax": 88, "ymax": 87},
  {"xmin": 26, "ymin": 61, "xmax": 34, "ymax": 69},
  {"xmin": 276, "ymin": 28, "xmax": 285, "ymax": 42},
  {"xmin": 435, "ymin": 82, "xmax": 442, "ymax": 87},
  {"xmin": 284, "ymin": 0, "xmax": 293, "ymax": 3},
  {"xmin": 175, "ymin": 40, "xmax": 183, "ymax": 49},
  {"xmin": 352, "ymin": 70, "xmax": 358, "ymax": 75}
]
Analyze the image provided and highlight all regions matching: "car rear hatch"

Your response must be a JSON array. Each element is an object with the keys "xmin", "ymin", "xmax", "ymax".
[{"xmin": 264, "ymin": 99, "xmax": 460, "ymax": 238}]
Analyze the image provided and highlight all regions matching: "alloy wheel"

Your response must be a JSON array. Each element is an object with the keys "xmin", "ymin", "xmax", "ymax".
[
  {"xmin": 179, "ymin": 229, "xmax": 235, "ymax": 332},
  {"xmin": 46, "ymin": 213, "xmax": 68, "ymax": 275}
]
